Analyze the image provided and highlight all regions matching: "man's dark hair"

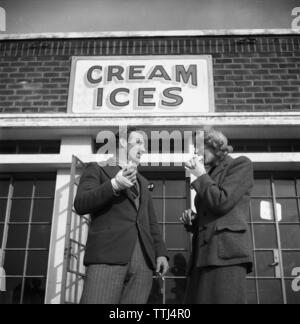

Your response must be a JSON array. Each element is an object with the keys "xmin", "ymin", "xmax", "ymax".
[{"xmin": 115, "ymin": 127, "xmax": 142, "ymax": 146}]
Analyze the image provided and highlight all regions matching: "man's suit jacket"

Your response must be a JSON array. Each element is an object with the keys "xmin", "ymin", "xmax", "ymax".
[
  {"xmin": 74, "ymin": 162, "xmax": 168, "ymax": 270},
  {"xmin": 187, "ymin": 155, "xmax": 254, "ymax": 274}
]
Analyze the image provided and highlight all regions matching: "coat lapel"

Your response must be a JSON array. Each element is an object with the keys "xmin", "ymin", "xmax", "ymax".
[
  {"xmin": 209, "ymin": 155, "xmax": 233, "ymax": 179},
  {"xmin": 136, "ymin": 173, "xmax": 147, "ymax": 215}
]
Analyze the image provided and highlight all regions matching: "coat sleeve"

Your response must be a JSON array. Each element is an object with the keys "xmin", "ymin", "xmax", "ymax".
[
  {"xmin": 148, "ymin": 195, "xmax": 169, "ymax": 260},
  {"xmin": 191, "ymin": 156, "xmax": 253, "ymax": 216},
  {"xmin": 74, "ymin": 163, "xmax": 116, "ymax": 215}
]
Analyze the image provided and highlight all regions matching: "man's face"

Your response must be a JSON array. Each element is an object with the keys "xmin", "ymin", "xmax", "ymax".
[{"xmin": 127, "ymin": 131, "xmax": 146, "ymax": 165}]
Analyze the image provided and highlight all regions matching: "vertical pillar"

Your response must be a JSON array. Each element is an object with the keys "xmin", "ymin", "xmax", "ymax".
[{"xmin": 45, "ymin": 136, "xmax": 93, "ymax": 304}]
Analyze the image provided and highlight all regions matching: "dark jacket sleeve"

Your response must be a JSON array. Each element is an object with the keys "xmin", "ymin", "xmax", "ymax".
[
  {"xmin": 74, "ymin": 163, "xmax": 116, "ymax": 216},
  {"xmin": 191, "ymin": 156, "xmax": 253, "ymax": 216},
  {"xmin": 148, "ymin": 195, "xmax": 169, "ymax": 260}
]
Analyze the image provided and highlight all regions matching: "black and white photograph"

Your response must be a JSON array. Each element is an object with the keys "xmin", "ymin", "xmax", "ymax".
[{"xmin": 0, "ymin": 0, "xmax": 300, "ymax": 307}]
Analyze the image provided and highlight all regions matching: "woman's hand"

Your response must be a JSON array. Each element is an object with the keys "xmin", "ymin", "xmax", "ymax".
[
  {"xmin": 185, "ymin": 155, "xmax": 207, "ymax": 178},
  {"xmin": 180, "ymin": 209, "xmax": 197, "ymax": 226}
]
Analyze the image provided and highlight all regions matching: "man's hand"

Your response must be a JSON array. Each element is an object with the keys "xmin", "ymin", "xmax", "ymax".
[
  {"xmin": 185, "ymin": 155, "xmax": 206, "ymax": 178},
  {"xmin": 180, "ymin": 209, "xmax": 196, "ymax": 226},
  {"xmin": 112, "ymin": 167, "xmax": 137, "ymax": 192},
  {"xmin": 156, "ymin": 256, "xmax": 169, "ymax": 278}
]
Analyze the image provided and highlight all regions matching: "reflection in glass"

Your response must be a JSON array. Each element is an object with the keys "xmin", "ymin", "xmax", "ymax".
[
  {"xmin": 0, "ymin": 225, "xmax": 3, "ymax": 243},
  {"xmin": 282, "ymin": 252, "xmax": 300, "ymax": 277},
  {"xmin": 147, "ymin": 279, "xmax": 163, "ymax": 304},
  {"xmin": 165, "ymin": 225, "xmax": 189, "ymax": 250},
  {"xmin": 165, "ymin": 199, "xmax": 186, "ymax": 222},
  {"xmin": 32, "ymin": 199, "xmax": 54, "ymax": 223},
  {"xmin": 286, "ymin": 279, "xmax": 300, "ymax": 304},
  {"xmin": 252, "ymin": 179, "xmax": 271, "ymax": 197},
  {"xmin": 29, "ymin": 225, "xmax": 51, "ymax": 249},
  {"xmin": 4, "ymin": 251, "xmax": 25, "ymax": 276},
  {"xmin": 258, "ymin": 279, "xmax": 283, "ymax": 304},
  {"xmin": 255, "ymin": 251, "xmax": 276, "ymax": 277},
  {"xmin": 280, "ymin": 224, "xmax": 300, "ymax": 249},
  {"xmin": 276, "ymin": 199, "xmax": 299, "ymax": 223},
  {"xmin": 167, "ymin": 251, "xmax": 188, "ymax": 277},
  {"xmin": 165, "ymin": 180, "xmax": 186, "ymax": 197},
  {"xmin": 251, "ymin": 199, "xmax": 274, "ymax": 222},
  {"xmin": 253, "ymin": 224, "xmax": 277, "ymax": 249},
  {"xmin": 1, "ymin": 277, "xmax": 23, "ymax": 304},
  {"xmin": 26, "ymin": 251, "xmax": 49, "ymax": 276},
  {"xmin": 6, "ymin": 225, "xmax": 28, "ymax": 248},
  {"xmin": 274, "ymin": 180, "xmax": 296, "ymax": 197},
  {"xmin": 13, "ymin": 181, "xmax": 33, "ymax": 198},
  {"xmin": 165, "ymin": 278, "xmax": 187, "ymax": 304},
  {"xmin": 23, "ymin": 278, "xmax": 45, "ymax": 304},
  {"xmin": 0, "ymin": 199, "xmax": 7, "ymax": 222},
  {"xmin": 10, "ymin": 199, "xmax": 31, "ymax": 223}
]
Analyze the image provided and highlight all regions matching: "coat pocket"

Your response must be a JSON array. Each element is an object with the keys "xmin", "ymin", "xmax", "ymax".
[{"xmin": 216, "ymin": 223, "xmax": 248, "ymax": 260}]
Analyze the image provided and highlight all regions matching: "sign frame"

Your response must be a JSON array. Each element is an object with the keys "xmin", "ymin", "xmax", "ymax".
[{"xmin": 67, "ymin": 55, "xmax": 215, "ymax": 116}]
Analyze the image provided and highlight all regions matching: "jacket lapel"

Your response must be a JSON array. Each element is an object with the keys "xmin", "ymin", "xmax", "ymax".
[{"xmin": 136, "ymin": 173, "xmax": 147, "ymax": 215}]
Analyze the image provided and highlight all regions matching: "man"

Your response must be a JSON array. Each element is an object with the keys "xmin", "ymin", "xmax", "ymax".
[
  {"xmin": 181, "ymin": 128, "xmax": 253, "ymax": 304},
  {"xmin": 74, "ymin": 127, "xmax": 169, "ymax": 304}
]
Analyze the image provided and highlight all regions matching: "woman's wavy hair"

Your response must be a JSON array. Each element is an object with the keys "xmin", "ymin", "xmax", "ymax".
[{"xmin": 204, "ymin": 128, "xmax": 233, "ymax": 162}]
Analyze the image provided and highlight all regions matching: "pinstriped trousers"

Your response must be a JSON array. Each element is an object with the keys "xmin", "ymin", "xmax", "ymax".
[{"xmin": 80, "ymin": 238, "xmax": 153, "ymax": 304}]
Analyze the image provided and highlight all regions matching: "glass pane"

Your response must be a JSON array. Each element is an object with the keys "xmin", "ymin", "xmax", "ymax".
[
  {"xmin": 165, "ymin": 180, "xmax": 186, "ymax": 197},
  {"xmin": 282, "ymin": 252, "xmax": 300, "ymax": 277},
  {"xmin": 18, "ymin": 142, "xmax": 39, "ymax": 154},
  {"xmin": 2, "ymin": 277, "xmax": 23, "ymax": 304},
  {"xmin": 165, "ymin": 278, "xmax": 187, "ymax": 304},
  {"xmin": 0, "ymin": 199, "xmax": 7, "ymax": 222},
  {"xmin": 252, "ymin": 179, "xmax": 271, "ymax": 197},
  {"xmin": 10, "ymin": 199, "xmax": 31, "ymax": 223},
  {"xmin": 23, "ymin": 278, "xmax": 46, "ymax": 304},
  {"xmin": 277, "ymin": 199, "xmax": 299, "ymax": 222},
  {"xmin": 0, "ymin": 142, "xmax": 16, "ymax": 154},
  {"xmin": 32, "ymin": 199, "xmax": 54, "ymax": 222},
  {"xmin": 253, "ymin": 224, "xmax": 278, "ymax": 249},
  {"xmin": 4, "ymin": 251, "xmax": 25, "ymax": 276},
  {"xmin": 26, "ymin": 251, "xmax": 49, "ymax": 276},
  {"xmin": 0, "ymin": 224, "xmax": 3, "ymax": 243},
  {"xmin": 275, "ymin": 180, "xmax": 296, "ymax": 197},
  {"xmin": 165, "ymin": 199, "xmax": 186, "ymax": 222},
  {"xmin": 165, "ymin": 224, "xmax": 189, "ymax": 249},
  {"xmin": 246, "ymin": 279, "xmax": 257, "ymax": 304},
  {"xmin": 152, "ymin": 198, "xmax": 163, "ymax": 223},
  {"xmin": 40, "ymin": 141, "xmax": 60, "ymax": 154},
  {"xmin": 35, "ymin": 180, "xmax": 56, "ymax": 197},
  {"xmin": 286, "ymin": 279, "xmax": 300, "ymax": 304},
  {"xmin": 6, "ymin": 225, "xmax": 28, "ymax": 248},
  {"xmin": 255, "ymin": 251, "xmax": 276, "ymax": 277},
  {"xmin": 0, "ymin": 179, "xmax": 9, "ymax": 197},
  {"xmin": 147, "ymin": 279, "xmax": 163, "ymax": 304},
  {"xmin": 280, "ymin": 224, "xmax": 300, "ymax": 249},
  {"xmin": 297, "ymin": 180, "xmax": 300, "ymax": 196},
  {"xmin": 251, "ymin": 199, "xmax": 274, "ymax": 222},
  {"xmin": 167, "ymin": 251, "xmax": 189, "ymax": 277},
  {"xmin": 258, "ymin": 279, "xmax": 283, "ymax": 304},
  {"xmin": 29, "ymin": 225, "xmax": 51, "ymax": 249},
  {"xmin": 13, "ymin": 180, "xmax": 33, "ymax": 198},
  {"xmin": 150, "ymin": 180, "xmax": 163, "ymax": 197}
]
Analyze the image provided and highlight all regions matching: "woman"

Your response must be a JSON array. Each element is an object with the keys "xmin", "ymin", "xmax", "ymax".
[{"xmin": 181, "ymin": 128, "xmax": 254, "ymax": 304}]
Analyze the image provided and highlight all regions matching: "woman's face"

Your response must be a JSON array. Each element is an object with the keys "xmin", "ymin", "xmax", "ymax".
[{"xmin": 203, "ymin": 145, "xmax": 217, "ymax": 166}]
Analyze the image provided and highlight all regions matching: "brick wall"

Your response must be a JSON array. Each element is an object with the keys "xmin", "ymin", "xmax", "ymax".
[{"xmin": 0, "ymin": 35, "xmax": 300, "ymax": 113}]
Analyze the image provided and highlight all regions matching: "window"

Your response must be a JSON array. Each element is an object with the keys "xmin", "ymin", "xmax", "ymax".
[
  {"xmin": 0, "ymin": 173, "xmax": 56, "ymax": 304},
  {"xmin": 0, "ymin": 141, "xmax": 60, "ymax": 154}
]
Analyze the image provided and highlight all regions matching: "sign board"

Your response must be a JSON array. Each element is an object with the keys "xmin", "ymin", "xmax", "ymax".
[{"xmin": 68, "ymin": 55, "xmax": 215, "ymax": 115}]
